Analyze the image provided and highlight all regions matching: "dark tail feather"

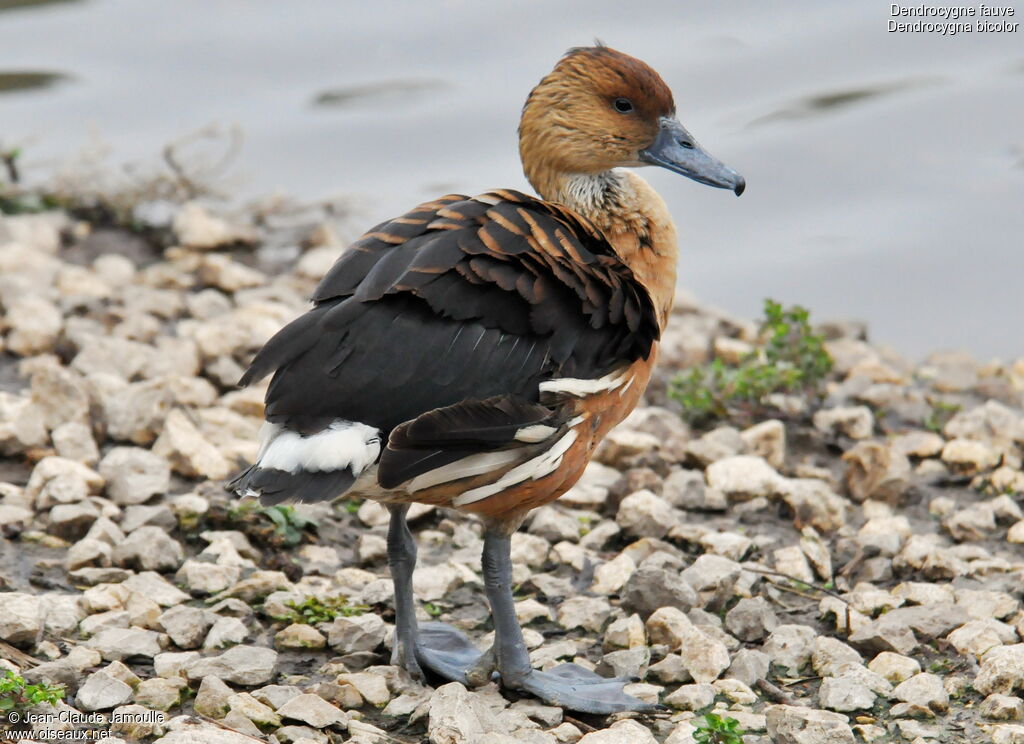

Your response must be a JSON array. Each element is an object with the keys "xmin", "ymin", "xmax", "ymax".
[
  {"xmin": 227, "ymin": 465, "xmax": 357, "ymax": 505},
  {"xmin": 238, "ymin": 308, "xmax": 324, "ymax": 387}
]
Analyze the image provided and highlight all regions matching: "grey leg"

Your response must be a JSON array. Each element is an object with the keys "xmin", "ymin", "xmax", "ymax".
[
  {"xmin": 480, "ymin": 533, "xmax": 533, "ymax": 684},
  {"xmin": 481, "ymin": 530, "xmax": 661, "ymax": 714},
  {"xmin": 387, "ymin": 504, "xmax": 424, "ymax": 679},
  {"xmin": 386, "ymin": 504, "xmax": 483, "ymax": 683}
]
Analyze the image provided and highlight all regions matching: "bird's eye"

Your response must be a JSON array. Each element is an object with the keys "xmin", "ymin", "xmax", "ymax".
[{"xmin": 613, "ymin": 97, "xmax": 634, "ymax": 114}]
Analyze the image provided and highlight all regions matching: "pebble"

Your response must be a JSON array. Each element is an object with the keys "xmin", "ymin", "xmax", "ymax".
[
  {"xmin": 173, "ymin": 202, "xmax": 259, "ymax": 249},
  {"xmin": 705, "ymin": 456, "xmax": 784, "ymax": 500},
  {"xmin": 86, "ymin": 627, "xmax": 163, "ymax": 661},
  {"xmin": 336, "ymin": 671, "xmax": 391, "ymax": 706},
  {"xmin": 427, "ymin": 682, "xmax": 508, "ymax": 744},
  {"xmin": 203, "ymin": 616, "xmax": 249, "ymax": 649},
  {"xmin": 646, "ymin": 607, "xmax": 730, "ymax": 683},
  {"xmin": 326, "ymin": 613, "xmax": 387, "ymax": 654},
  {"xmin": 982, "ymin": 694, "xmax": 1024, "ymax": 721},
  {"xmin": 276, "ymin": 693, "xmax": 348, "ymax": 728},
  {"xmin": 0, "ymin": 592, "xmax": 44, "ymax": 643},
  {"xmin": 893, "ymin": 672, "xmax": 949, "ymax": 714},
  {"xmin": 251, "ymin": 683, "xmax": 303, "ymax": 710},
  {"xmin": 98, "ymin": 447, "xmax": 170, "ymax": 505},
  {"xmin": 577, "ymin": 720, "xmax": 658, "ymax": 744},
  {"xmin": 134, "ymin": 677, "xmax": 186, "ymax": 711},
  {"xmin": 194, "ymin": 675, "xmax": 234, "ymax": 718},
  {"xmin": 185, "ymin": 645, "xmax": 278, "ymax": 685},
  {"xmin": 664, "ymin": 682, "xmax": 714, "ymax": 711},
  {"xmin": 557, "ymin": 597, "xmax": 611, "ymax": 632},
  {"xmin": 813, "ymin": 406, "xmax": 874, "ymax": 439},
  {"xmin": 765, "ymin": 705, "xmax": 856, "ymax": 744},
  {"xmin": 867, "ymin": 652, "xmax": 920, "ymax": 684},
  {"xmin": 741, "ymin": 419, "xmax": 786, "ymax": 468},
  {"xmin": 123, "ymin": 571, "xmax": 191, "ymax": 606},
  {"xmin": 941, "ymin": 437, "xmax": 1000, "ymax": 475},
  {"xmin": 590, "ymin": 552, "xmax": 636, "ymax": 594},
  {"xmin": 763, "ymin": 624, "xmax": 817, "ymax": 675},
  {"xmin": 975, "ymin": 644, "xmax": 1024, "ymax": 696},
  {"xmin": 69, "ymin": 675, "xmax": 130, "ymax": 717},
  {"xmin": 818, "ymin": 671, "xmax": 877, "ymax": 712},
  {"xmin": 621, "ymin": 566, "xmax": 697, "ymax": 617},
  {"xmin": 228, "ymin": 691, "xmax": 281, "ymax": 729},
  {"xmin": 811, "ymin": 637, "xmax": 863, "ymax": 677},
  {"xmin": 158, "ymin": 606, "xmax": 213, "ymax": 650},
  {"xmin": 597, "ymin": 647, "xmax": 648, "ymax": 679},
  {"xmin": 725, "ymin": 597, "xmax": 779, "ymax": 642},
  {"xmin": 680, "ymin": 554, "xmax": 741, "ymax": 609},
  {"xmin": 275, "ymin": 622, "xmax": 326, "ymax": 650},
  {"xmin": 51, "ymin": 421, "xmax": 100, "ymax": 465},
  {"xmin": 153, "ymin": 408, "xmax": 232, "ymax": 480},
  {"xmin": 841, "ymin": 441, "xmax": 911, "ymax": 503},
  {"xmin": 947, "ymin": 619, "xmax": 1016, "ymax": 658},
  {"xmin": 112, "ymin": 525, "xmax": 184, "ymax": 571},
  {"xmin": 685, "ymin": 426, "xmax": 745, "ymax": 467},
  {"xmin": 615, "ymin": 489, "xmax": 676, "ymax": 538},
  {"xmin": 528, "ymin": 506, "xmax": 582, "ymax": 542}
]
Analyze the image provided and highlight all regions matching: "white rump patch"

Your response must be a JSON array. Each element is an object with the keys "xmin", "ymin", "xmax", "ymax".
[
  {"xmin": 257, "ymin": 420, "xmax": 381, "ymax": 475},
  {"xmin": 453, "ymin": 428, "xmax": 579, "ymax": 506},
  {"xmin": 539, "ymin": 367, "xmax": 631, "ymax": 398},
  {"xmin": 514, "ymin": 424, "xmax": 558, "ymax": 443}
]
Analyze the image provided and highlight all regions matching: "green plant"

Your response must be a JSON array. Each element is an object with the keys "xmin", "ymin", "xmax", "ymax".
[
  {"xmin": 277, "ymin": 595, "xmax": 367, "ymax": 624},
  {"xmin": 924, "ymin": 399, "xmax": 961, "ymax": 433},
  {"xmin": 423, "ymin": 602, "xmax": 443, "ymax": 618},
  {"xmin": 669, "ymin": 299, "xmax": 833, "ymax": 426},
  {"xmin": 260, "ymin": 505, "xmax": 317, "ymax": 546},
  {"xmin": 693, "ymin": 713, "xmax": 744, "ymax": 744},
  {"xmin": 0, "ymin": 669, "xmax": 65, "ymax": 714},
  {"xmin": 1, "ymin": 145, "xmax": 21, "ymax": 184},
  {"xmin": 342, "ymin": 499, "xmax": 361, "ymax": 515}
]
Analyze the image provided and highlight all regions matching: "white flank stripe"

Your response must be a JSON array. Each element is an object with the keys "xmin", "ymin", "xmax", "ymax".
[
  {"xmin": 454, "ymin": 429, "xmax": 579, "ymax": 506},
  {"xmin": 539, "ymin": 367, "xmax": 629, "ymax": 397},
  {"xmin": 258, "ymin": 420, "xmax": 381, "ymax": 475},
  {"xmin": 514, "ymin": 424, "xmax": 558, "ymax": 443},
  {"xmin": 406, "ymin": 449, "xmax": 524, "ymax": 493}
]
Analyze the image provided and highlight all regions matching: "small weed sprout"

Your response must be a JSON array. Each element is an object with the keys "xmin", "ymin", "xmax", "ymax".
[
  {"xmin": 669, "ymin": 299, "xmax": 833, "ymax": 426},
  {"xmin": 278, "ymin": 595, "xmax": 367, "ymax": 624},
  {"xmin": 693, "ymin": 713, "xmax": 744, "ymax": 744},
  {"xmin": 923, "ymin": 399, "xmax": 961, "ymax": 434},
  {"xmin": 0, "ymin": 669, "xmax": 65, "ymax": 714},
  {"xmin": 260, "ymin": 505, "xmax": 317, "ymax": 546}
]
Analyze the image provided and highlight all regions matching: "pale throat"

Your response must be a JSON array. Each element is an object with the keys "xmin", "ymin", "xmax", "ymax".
[{"xmin": 547, "ymin": 169, "xmax": 680, "ymax": 329}]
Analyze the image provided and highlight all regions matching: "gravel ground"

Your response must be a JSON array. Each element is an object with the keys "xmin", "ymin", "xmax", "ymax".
[{"xmin": 1, "ymin": 200, "xmax": 1024, "ymax": 744}]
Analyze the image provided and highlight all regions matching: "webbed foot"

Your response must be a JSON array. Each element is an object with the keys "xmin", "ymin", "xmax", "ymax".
[
  {"xmin": 511, "ymin": 662, "xmax": 661, "ymax": 714},
  {"xmin": 413, "ymin": 621, "xmax": 486, "ymax": 684}
]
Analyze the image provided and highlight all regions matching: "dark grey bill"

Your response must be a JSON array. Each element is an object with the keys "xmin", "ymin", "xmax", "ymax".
[{"xmin": 639, "ymin": 117, "xmax": 745, "ymax": 196}]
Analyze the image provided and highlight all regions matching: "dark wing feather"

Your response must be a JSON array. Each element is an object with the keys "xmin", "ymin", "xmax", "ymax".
[
  {"xmin": 240, "ymin": 190, "xmax": 659, "ymax": 440},
  {"xmin": 378, "ymin": 396, "xmax": 562, "ymax": 489}
]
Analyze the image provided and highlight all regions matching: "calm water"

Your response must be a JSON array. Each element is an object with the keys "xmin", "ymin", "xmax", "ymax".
[{"xmin": 2, "ymin": 0, "xmax": 1022, "ymax": 360}]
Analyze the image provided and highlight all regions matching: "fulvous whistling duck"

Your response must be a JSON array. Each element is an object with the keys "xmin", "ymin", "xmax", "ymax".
[{"xmin": 230, "ymin": 45, "xmax": 743, "ymax": 713}]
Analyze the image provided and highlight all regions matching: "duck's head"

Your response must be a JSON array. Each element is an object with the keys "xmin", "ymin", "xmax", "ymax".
[{"xmin": 520, "ymin": 45, "xmax": 744, "ymax": 199}]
